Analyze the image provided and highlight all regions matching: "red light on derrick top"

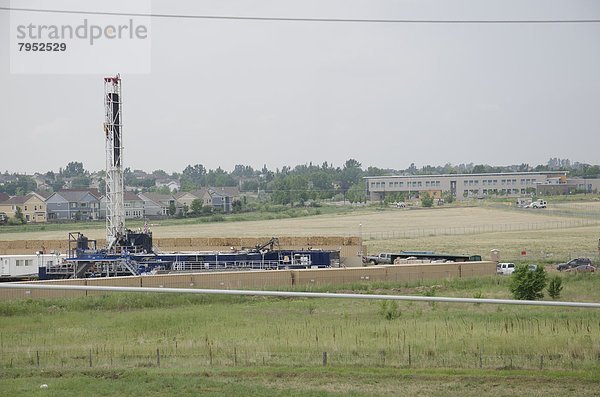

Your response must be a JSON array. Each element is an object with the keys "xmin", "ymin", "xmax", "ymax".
[{"xmin": 104, "ymin": 74, "xmax": 121, "ymax": 83}]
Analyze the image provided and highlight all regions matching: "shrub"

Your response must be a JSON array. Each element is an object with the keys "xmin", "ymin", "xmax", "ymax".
[
  {"xmin": 547, "ymin": 275, "xmax": 563, "ymax": 300},
  {"xmin": 378, "ymin": 300, "xmax": 401, "ymax": 320},
  {"xmin": 510, "ymin": 264, "xmax": 547, "ymax": 300},
  {"xmin": 421, "ymin": 192, "xmax": 434, "ymax": 208}
]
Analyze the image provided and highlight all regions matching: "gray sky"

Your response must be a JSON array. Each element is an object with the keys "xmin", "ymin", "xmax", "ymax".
[{"xmin": 1, "ymin": 0, "xmax": 599, "ymax": 174}]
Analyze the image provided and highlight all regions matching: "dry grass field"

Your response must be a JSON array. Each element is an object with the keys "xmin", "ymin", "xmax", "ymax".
[{"xmin": 1, "ymin": 203, "xmax": 599, "ymax": 263}]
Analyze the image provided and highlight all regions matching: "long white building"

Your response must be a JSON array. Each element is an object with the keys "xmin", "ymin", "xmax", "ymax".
[{"xmin": 364, "ymin": 171, "xmax": 568, "ymax": 201}]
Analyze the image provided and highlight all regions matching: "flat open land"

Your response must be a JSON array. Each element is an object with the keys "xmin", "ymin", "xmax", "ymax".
[
  {"xmin": 2, "ymin": 204, "xmax": 598, "ymax": 240},
  {"xmin": 2, "ymin": 202, "xmax": 599, "ymax": 263},
  {"xmin": 1, "ymin": 200, "xmax": 599, "ymax": 395}
]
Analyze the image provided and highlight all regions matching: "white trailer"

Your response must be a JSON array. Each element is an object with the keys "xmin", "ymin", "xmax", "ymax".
[{"xmin": 0, "ymin": 253, "xmax": 65, "ymax": 279}]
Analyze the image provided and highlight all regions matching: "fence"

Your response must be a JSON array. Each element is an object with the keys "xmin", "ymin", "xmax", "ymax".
[
  {"xmin": 0, "ymin": 236, "xmax": 363, "ymax": 255},
  {"xmin": 485, "ymin": 201, "xmax": 600, "ymax": 220},
  {"xmin": 0, "ymin": 262, "xmax": 496, "ymax": 300},
  {"xmin": 361, "ymin": 218, "xmax": 600, "ymax": 241},
  {"xmin": 0, "ymin": 346, "xmax": 590, "ymax": 371}
]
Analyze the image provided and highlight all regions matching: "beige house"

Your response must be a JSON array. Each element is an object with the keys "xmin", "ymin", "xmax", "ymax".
[
  {"xmin": 175, "ymin": 189, "xmax": 213, "ymax": 208},
  {"xmin": 176, "ymin": 187, "xmax": 240, "ymax": 212},
  {"xmin": 0, "ymin": 193, "xmax": 47, "ymax": 223}
]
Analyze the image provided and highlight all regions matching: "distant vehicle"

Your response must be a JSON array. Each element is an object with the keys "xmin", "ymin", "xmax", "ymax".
[
  {"xmin": 557, "ymin": 258, "xmax": 592, "ymax": 272},
  {"xmin": 496, "ymin": 262, "xmax": 515, "ymax": 275},
  {"xmin": 525, "ymin": 199, "xmax": 547, "ymax": 209},
  {"xmin": 528, "ymin": 264, "xmax": 538, "ymax": 272},
  {"xmin": 362, "ymin": 253, "xmax": 393, "ymax": 265},
  {"xmin": 516, "ymin": 198, "xmax": 532, "ymax": 207},
  {"xmin": 395, "ymin": 202, "xmax": 406, "ymax": 208},
  {"xmin": 565, "ymin": 264, "xmax": 596, "ymax": 273}
]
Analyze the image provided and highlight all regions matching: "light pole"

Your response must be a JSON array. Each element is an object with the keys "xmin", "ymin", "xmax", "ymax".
[{"xmin": 358, "ymin": 223, "xmax": 363, "ymax": 257}]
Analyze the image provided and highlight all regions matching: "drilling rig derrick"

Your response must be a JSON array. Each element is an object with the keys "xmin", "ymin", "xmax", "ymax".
[{"xmin": 104, "ymin": 75, "xmax": 125, "ymax": 250}]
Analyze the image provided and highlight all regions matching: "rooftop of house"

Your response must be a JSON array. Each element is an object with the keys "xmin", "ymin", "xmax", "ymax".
[
  {"xmin": 0, "ymin": 193, "xmax": 43, "ymax": 205},
  {"xmin": 139, "ymin": 192, "xmax": 175, "ymax": 205}
]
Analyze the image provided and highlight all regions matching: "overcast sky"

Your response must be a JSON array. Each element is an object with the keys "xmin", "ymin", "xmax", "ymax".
[{"xmin": 1, "ymin": 0, "xmax": 599, "ymax": 174}]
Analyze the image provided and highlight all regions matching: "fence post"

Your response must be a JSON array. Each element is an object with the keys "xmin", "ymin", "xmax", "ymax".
[
  {"xmin": 156, "ymin": 348, "xmax": 160, "ymax": 368},
  {"xmin": 479, "ymin": 347, "xmax": 482, "ymax": 369},
  {"xmin": 539, "ymin": 354, "xmax": 543, "ymax": 370},
  {"xmin": 234, "ymin": 347, "xmax": 237, "ymax": 366},
  {"xmin": 322, "ymin": 352, "xmax": 327, "ymax": 366},
  {"xmin": 408, "ymin": 345, "xmax": 411, "ymax": 367},
  {"xmin": 89, "ymin": 349, "xmax": 92, "ymax": 368},
  {"xmin": 36, "ymin": 351, "xmax": 40, "ymax": 368}
]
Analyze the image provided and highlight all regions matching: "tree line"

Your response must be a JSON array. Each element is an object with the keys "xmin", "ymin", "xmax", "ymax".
[{"xmin": 1, "ymin": 158, "xmax": 599, "ymax": 205}]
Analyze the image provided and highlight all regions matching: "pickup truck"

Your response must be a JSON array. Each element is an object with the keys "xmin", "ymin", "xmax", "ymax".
[
  {"xmin": 362, "ymin": 253, "xmax": 393, "ymax": 265},
  {"xmin": 525, "ymin": 199, "xmax": 547, "ymax": 209},
  {"xmin": 496, "ymin": 262, "xmax": 515, "ymax": 275}
]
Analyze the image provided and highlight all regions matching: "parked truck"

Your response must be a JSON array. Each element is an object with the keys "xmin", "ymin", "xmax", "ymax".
[
  {"xmin": 525, "ymin": 199, "xmax": 547, "ymax": 209},
  {"xmin": 362, "ymin": 253, "xmax": 393, "ymax": 265},
  {"xmin": 363, "ymin": 251, "xmax": 482, "ymax": 265}
]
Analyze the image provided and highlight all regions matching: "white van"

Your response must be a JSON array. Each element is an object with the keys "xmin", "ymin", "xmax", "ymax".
[{"xmin": 496, "ymin": 262, "xmax": 515, "ymax": 275}]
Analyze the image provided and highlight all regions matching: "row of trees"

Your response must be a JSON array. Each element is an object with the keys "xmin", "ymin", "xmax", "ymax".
[{"xmin": 2, "ymin": 158, "xmax": 599, "ymax": 203}]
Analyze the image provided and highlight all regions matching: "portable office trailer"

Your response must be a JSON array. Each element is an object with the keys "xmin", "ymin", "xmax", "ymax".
[{"xmin": 0, "ymin": 253, "xmax": 64, "ymax": 279}]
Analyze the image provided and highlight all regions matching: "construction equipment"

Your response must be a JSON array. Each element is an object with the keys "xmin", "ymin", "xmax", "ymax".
[{"xmin": 39, "ymin": 76, "xmax": 338, "ymax": 279}]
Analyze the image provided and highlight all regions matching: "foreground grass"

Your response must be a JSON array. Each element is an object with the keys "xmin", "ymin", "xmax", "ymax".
[
  {"xmin": 1, "ymin": 367, "xmax": 600, "ymax": 397},
  {"xmin": 1, "ymin": 276, "xmax": 599, "ymax": 366},
  {"xmin": 1, "ymin": 275, "xmax": 599, "ymax": 395}
]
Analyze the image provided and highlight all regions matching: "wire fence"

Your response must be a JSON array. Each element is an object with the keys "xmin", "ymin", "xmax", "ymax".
[
  {"xmin": 362, "ymin": 218, "xmax": 600, "ymax": 241},
  {"xmin": 1, "ymin": 346, "xmax": 593, "ymax": 371}
]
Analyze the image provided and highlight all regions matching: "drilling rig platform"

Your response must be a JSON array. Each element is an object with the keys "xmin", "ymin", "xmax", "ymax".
[{"xmin": 39, "ymin": 75, "xmax": 338, "ymax": 279}]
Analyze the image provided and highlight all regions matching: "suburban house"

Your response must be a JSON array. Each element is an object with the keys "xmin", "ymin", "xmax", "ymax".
[
  {"xmin": 32, "ymin": 173, "xmax": 52, "ymax": 191},
  {"xmin": 0, "ymin": 192, "xmax": 47, "ymax": 223},
  {"xmin": 0, "ymin": 174, "xmax": 18, "ymax": 187},
  {"xmin": 155, "ymin": 179, "xmax": 181, "ymax": 192},
  {"xmin": 138, "ymin": 192, "xmax": 180, "ymax": 217},
  {"xmin": 208, "ymin": 188, "xmax": 234, "ymax": 213},
  {"xmin": 124, "ymin": 191, "xmax": 145, "ymax": 219},
  {"xmin": 175, "ymin": 187, "xmax": 240, "ymax": 213},
  {"xmin": 99, "ymin": 191, "xmax": 146, "ymax": 220},
  {"xmin": 214, "ymin": 186, "xmax": 240, "ymax": 201},
  {"xmin": 46, "ymin": 190, "xmax": 101, "ymax": 220},
  {"xmin": 174, "ymin": 190, "xmax": 208, "ymax": 209}
]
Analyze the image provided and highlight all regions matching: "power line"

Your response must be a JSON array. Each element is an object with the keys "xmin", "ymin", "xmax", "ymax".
[{"xmin": 1, "ymin": 6, "xmax": 600, "ymax": 24}]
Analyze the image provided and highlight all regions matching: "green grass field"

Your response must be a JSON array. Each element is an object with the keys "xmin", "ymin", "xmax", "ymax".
[
  {"xmin": 1, "ymin": 275, "xmax": 599, "ymax": 395},
  {"xmin": 1, "ymin": 367, "xmax": 599, "ymax": 397}
]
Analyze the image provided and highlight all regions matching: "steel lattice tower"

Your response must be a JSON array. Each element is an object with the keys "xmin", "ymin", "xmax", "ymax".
[{"xmin": 104, "ymin": 75, "xmax": 125, "ymax": 250}]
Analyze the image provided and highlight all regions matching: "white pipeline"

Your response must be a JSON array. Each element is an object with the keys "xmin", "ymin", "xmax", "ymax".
[{"xmin": 1, "ymin": 283, "xmax": 600, "ymax": 308}]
